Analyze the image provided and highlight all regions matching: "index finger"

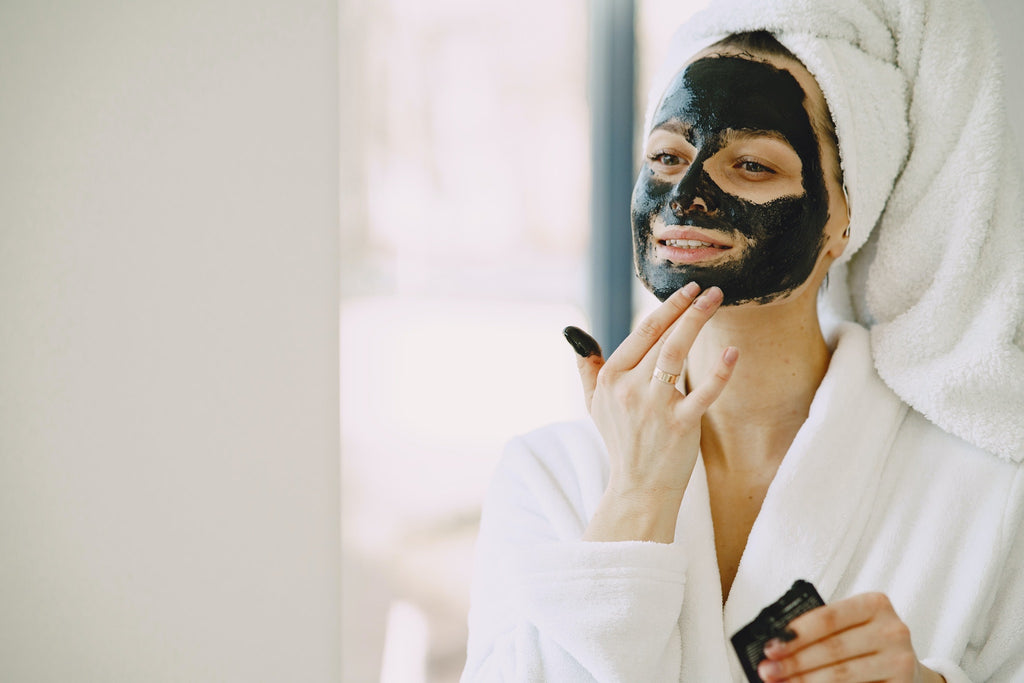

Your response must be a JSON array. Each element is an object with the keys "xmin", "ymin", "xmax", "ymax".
[
  {"xmin": 603, "ymin": 282, "xmax": 701, "ymax": 371},
  {"xmin": 782, "ymin": 594, "xmax": 884, "ymax": 651}
]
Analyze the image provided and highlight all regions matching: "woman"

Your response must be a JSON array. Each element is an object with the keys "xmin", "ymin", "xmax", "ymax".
[{"xmin": 462, "ymin": 0, "xmax": 1024, "ymax": 681}]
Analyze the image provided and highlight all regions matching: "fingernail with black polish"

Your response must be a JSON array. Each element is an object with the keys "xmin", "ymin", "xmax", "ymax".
[{"xmin": 563, "ymin": 326, "xmax": 602, "ymax": 358}]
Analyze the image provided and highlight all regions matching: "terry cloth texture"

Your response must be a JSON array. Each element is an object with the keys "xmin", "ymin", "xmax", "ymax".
[
  {"xmin": 644, "ymin": 0, "xmax": 1024, "ymax": 462},
  {"xmin": 461, "ymin": 325, "xmax": 1024, "ymax": 682}
]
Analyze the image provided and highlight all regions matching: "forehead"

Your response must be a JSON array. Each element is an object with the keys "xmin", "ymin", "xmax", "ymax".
[{"xmin": 651, "ymin": 56, "xmax": 815, "ymax": 151}]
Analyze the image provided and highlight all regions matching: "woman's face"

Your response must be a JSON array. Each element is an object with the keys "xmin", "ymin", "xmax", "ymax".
[{"xmin": 631, "ymin": 50, "xmax": 848, "ymax": 306}]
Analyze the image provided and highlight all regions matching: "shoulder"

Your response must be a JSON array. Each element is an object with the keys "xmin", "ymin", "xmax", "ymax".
[
  {"xmin": 893, "ymin": 407, "xmax": 1024, "ymax": 484},
  {"xmin": 828, "ymin": 322, "xmax": 1024, "ymax": 532},
  {"xmin": 831, "ymin": 321, "xmax": 1023, "ymax": 483},
  {"xmin": 508, "ymin": 418, "xmax": 607, "ymax": 468},
  {"xmin": 497, "ymin": 418, "xmax": 609, "ymax": 498},
  {"xmin": 885, "ymin": 406, "xmax": 1024, "ymax": 552},
  {"xmin": 480, "ymin": 419, "xmax": 609, "ymax": 542}
]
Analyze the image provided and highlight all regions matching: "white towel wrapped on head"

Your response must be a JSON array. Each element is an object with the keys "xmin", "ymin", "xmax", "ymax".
[{"xmin": 646, "ymin": 0, "xmax": 1024, "ymax": 461}]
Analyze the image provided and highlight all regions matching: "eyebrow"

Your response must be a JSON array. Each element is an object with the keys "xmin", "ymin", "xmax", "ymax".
[
  {"xmin": 721, "ymin": 128, "xmax": 791, "ymax": 145},
  {"xmin": 651, "ymin": 120, "xmax": 696, "ymax": 144},
  {"xmin": 650, "ymin": 121, "xmax": 791, "ymax": 148}
]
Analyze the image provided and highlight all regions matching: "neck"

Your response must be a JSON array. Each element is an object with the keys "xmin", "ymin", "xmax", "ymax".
[{"xmin": 687, "ymin": 287, "xmax": 831, "ymax": 472}]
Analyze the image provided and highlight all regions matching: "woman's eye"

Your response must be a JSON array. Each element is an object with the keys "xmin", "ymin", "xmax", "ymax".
[
  {"xmin": 737, "ymin": 160, "xmax": 775, "ymax": 175},
  {"xmin": 648, "ymin": 152, "xmax": 684, "ymax": 167}
]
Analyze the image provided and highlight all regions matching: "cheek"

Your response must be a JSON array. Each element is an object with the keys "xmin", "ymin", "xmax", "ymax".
[
  {"xmin": 747, "ymin": 197, "xmax": 828, "ymax": 276},
  {"xmin": 631, "ymin": 170, "xmax": 671, "ymax": 222},
  {"xmin": 712, "ymin": 193, "xmax": 777, "ymax": 240}
]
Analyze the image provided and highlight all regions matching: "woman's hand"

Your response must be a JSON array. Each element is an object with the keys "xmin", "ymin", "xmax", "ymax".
[
  {"xmin": 757, "ymin": 593, "xmax": 946, "ymax": 683},
  {"xmin": 563, "ymin": 283, "xmax": 738, "ymax": 543}
]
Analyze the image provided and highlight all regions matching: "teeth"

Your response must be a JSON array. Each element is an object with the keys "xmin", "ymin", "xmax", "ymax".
[{"xmin": 665, "ymin": 239, "xmax": 717, "ymax": 248}]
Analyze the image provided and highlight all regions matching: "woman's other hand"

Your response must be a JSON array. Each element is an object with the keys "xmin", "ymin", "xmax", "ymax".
[
  {"xmin": 757, "ymin": 593, "xmax": 946, "ymax": 683},
  {"xmin": 563, "ymin": 283, "xmax": 738, "ymax": 543}
]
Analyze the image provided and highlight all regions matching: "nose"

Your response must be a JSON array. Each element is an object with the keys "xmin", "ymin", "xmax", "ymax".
[
  {"xmin": 668, "ymin": 158, "xmax": 716, "ymax": 214},
  {"xmin": 670, "ymin": 196, "xmax": 708, "ymax": 213}
]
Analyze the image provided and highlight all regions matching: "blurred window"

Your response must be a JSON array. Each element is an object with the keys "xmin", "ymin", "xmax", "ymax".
[{"xmin": 340, "ymin": 1, "xmax": 707, "ymax": 680}]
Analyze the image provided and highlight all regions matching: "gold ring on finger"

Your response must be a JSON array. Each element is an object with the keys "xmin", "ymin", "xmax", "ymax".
[{"xmin": 652, "ymin": 367, "xmax": 681, "ymax": 385}]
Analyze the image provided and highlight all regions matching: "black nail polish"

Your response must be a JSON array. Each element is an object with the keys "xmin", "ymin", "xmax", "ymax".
[{"xmin": 563, "ymin": 326, "xmax": 602, "ymax": 358}]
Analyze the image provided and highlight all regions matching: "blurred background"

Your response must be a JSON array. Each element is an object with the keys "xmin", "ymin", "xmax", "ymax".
[
  {"xmin": 2, "ymin": 0, "xmax": 1022, "ymax": 682},
  {"xmin": 340, "ymin": 0, "xmax": 1024, "ymax": 680},
  {"xmin": 339, "ymin": 1, "xmax": 711, "ymax": 680}
]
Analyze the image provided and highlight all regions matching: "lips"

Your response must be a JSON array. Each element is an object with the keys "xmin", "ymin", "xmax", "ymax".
[
  {"xmin": 654, "ymin": 227, "xmax": 732, "ymax": 247},
  {"xmin": 664, "ymin": 238, "xmax": 723, "ymax": 248},
  {"xmin": 653, "ymin": 227, "xmax": 732, "ymax": 263}
]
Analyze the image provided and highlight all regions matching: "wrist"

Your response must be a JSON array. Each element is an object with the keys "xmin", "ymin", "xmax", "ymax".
[{"xmin": 582, "ymin": 486, "xmax": 684, "ymax": 543}]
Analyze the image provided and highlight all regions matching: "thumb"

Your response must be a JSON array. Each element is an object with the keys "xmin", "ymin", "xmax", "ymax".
[{"xmin": 563, "ymin": 326, "xmax": 605, "ymax": 412}]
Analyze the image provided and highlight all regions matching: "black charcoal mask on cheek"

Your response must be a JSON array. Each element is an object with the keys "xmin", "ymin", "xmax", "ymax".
[{"xmin": 631, "ymin": 56, "xmax": 830, "ymax": 305}]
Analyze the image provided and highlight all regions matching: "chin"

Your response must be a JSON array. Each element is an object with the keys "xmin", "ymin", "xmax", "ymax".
[{"xmin": 636, "ymin": 256, "xmax": 823, "ymax": 308}]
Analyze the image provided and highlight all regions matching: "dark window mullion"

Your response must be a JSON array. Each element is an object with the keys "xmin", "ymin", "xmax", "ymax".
[{"xmin": 588, "ymin": 0, "xmax": 636, "ymax": 353}]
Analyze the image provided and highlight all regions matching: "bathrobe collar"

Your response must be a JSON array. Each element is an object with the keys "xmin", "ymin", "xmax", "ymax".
[{"xmin": 680, "ymin": 322, "xmax": 908, "ymax": 640}]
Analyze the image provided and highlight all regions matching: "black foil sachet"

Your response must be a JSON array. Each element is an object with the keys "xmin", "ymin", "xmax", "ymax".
[{"xmin": 730, "ymin": 579, "xmax": 825, "ymax": 683}]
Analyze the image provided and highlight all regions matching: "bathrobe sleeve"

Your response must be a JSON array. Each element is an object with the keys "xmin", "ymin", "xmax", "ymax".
[
  {"xmin": 921, "ymin": 466, "xmax": 1024, "ymax": 683},
  {"xmin": 461, "ymin": 429, "xmax": 688, "ymax": 683}
]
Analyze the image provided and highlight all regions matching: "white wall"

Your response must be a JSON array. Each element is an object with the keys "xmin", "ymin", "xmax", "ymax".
[{"xmin": 0, "ymin": 2, "xmax": 340, "ymax": 681}]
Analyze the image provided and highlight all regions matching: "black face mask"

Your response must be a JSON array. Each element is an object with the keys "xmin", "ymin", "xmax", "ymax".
[{"xmin": 631, "ymin": 55, "xmax": 830, "ymax": 305}]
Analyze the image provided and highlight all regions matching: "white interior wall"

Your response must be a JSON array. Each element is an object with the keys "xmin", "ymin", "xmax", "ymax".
[{"xmin": 0, "ymin": 1, "xmax": 340, "ymax": 681}]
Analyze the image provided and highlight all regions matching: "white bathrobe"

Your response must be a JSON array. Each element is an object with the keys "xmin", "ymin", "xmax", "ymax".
[{"xmin": 462, "ymin": 324, "xmax": 1024, "ymax": 682}]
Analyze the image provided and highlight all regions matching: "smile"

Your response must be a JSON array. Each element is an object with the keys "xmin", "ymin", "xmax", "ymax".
[
  {"xmin": 655, "ymin": 238, "xmax": 732, "ymax": 264},
  {"xmin": 662, "ymin": 239, "xmax": 727, "ymax": 249}
]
